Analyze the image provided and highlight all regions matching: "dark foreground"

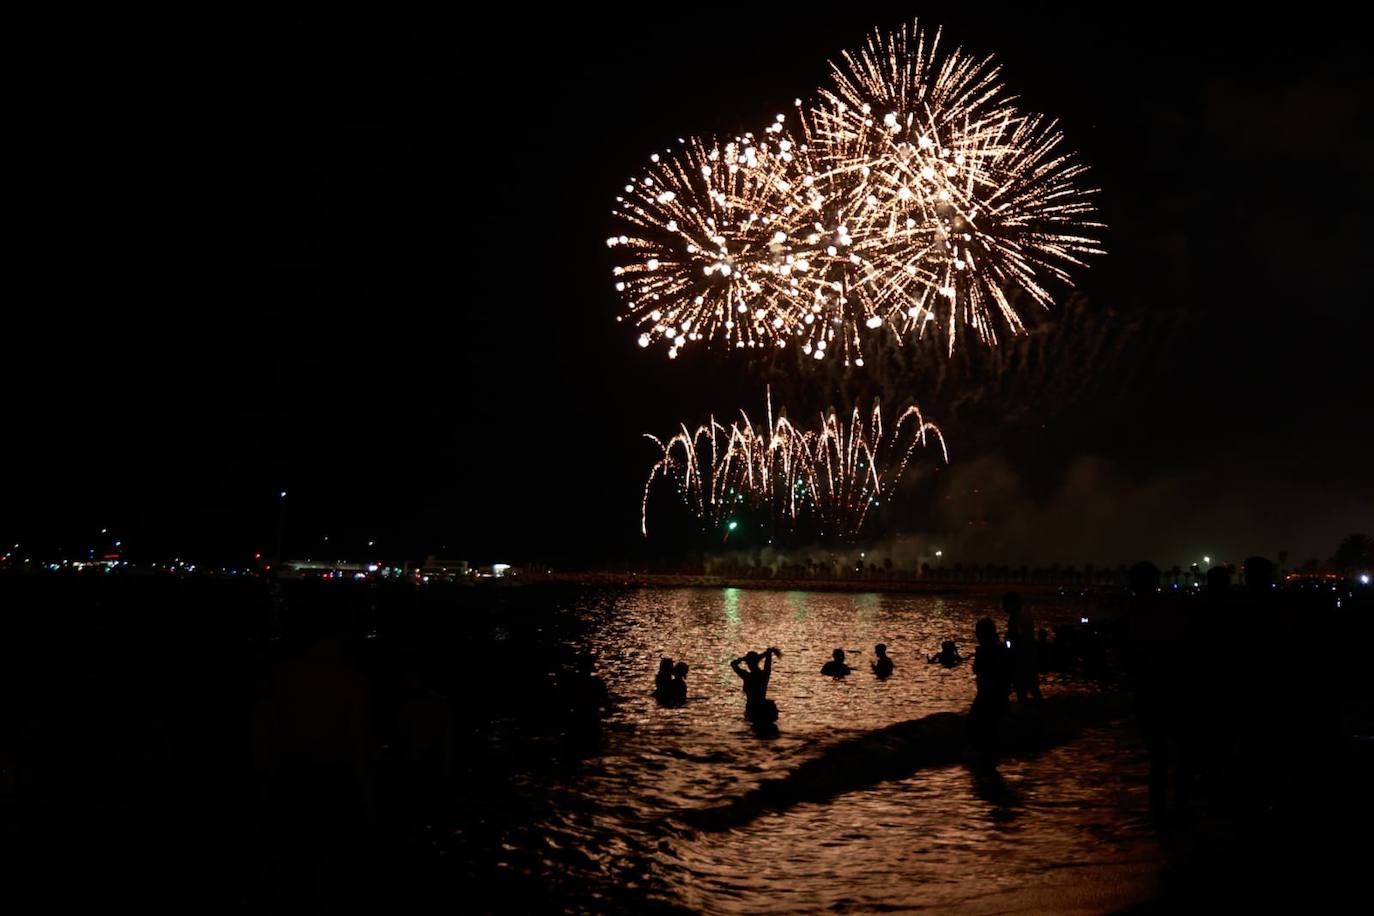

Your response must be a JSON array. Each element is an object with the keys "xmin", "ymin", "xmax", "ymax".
[{"xmin": 1, "ymin": 573, "xmax": 1371, "ymax": 912}]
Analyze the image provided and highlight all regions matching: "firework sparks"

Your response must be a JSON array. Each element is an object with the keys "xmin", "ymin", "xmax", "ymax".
[
  {"xmin": 609, "ymin": 134, "xmax": 812, "ymax": 357},
  {"xmin": 641, "ymin": 389, "xmax": 948, "ymax": 538},
  {"xmin": 610, "ymin": 20, "xmax": 1103, "ymax": 362}
]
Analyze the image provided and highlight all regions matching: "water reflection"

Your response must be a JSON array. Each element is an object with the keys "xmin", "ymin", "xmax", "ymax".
[
  {"xmin": 539, "ymin": 588, "xmax": 1157, "ymax": 912},
  {"xmin": 723, "ymin": 587, "xmax": 740, "ymax": 625}
]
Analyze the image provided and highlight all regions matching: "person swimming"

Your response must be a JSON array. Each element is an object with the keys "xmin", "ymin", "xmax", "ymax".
[
  {"xmin": 821, "ymin": 648, "xmax": 852, "ymax": 678},
  {"xmin": 731, "ymin": 647, "xmax": 781, "ymax": 722},
  {"xmin": 872, "ymin": 644, "xmax": 894, "ymax": 678},
  {"xmin": 929, "ymin": 639, "xmax": 964, "ymax": 667}
]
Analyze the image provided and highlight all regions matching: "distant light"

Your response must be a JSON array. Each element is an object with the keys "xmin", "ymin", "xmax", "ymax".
[
  {"xmin": 935, "ymin": 549, "xmax": 943, "ymax": 557},
  {"xmin": 279, "ymin": 491, "xmax": 287, "ymax": 498},
  {"xmin": 1362, "ymin": 574, "xmax": 1371, "ymax": 585},
  {"xmin": 1203, "ymin": 556, "xmax": 1210, "ymax": 565},
  {"xmin": 727, "ymin": 520, "xmax": 738, "ymax": 531}
]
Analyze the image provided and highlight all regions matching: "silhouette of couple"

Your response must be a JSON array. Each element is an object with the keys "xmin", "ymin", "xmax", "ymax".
[{"xmin": 653, "ymin": 657, "xmax": 690, "ymax": 707}]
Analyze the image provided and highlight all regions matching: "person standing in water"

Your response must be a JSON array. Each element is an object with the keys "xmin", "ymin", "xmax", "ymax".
[
  {"xmin": 653, "ymin": 657, "xmax": 675, "ymax": 703},
  {"xmin": 731, "ymin": 647, "xmax": 781, "ymax": 722},
  {"xmin": 1003, "ymin": 592, "xmax": 1042, "ymax": 702},
  {"xmin": 872, "ymin": 644, "xmax": 895, "ymax": 678},
  {"xmin": 929, "ymin": 639, "xmax": 964, "ymax": 667},
  {"xmin": 664, "ymin": 661, "xmax": 688, "ymax": 707},
  {"xmin": 821, "ymin": 648, "xmax": 852, "ymax": 678},
  {"xmin": 969, "ymin": 617, "xmax": 1011, "ymax": 763}
]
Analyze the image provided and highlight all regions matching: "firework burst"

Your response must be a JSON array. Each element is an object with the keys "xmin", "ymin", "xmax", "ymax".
[
  {"xmin": 610, "ymin": 20, "xmax": 1103, "ymax": 362},
  {"xmin": 609, "ymin": 134, "xmax": 812, "ymax": 357},
  {"xmin": 641, "ymin": 389, "xmax": 948, "ymax": 538}
]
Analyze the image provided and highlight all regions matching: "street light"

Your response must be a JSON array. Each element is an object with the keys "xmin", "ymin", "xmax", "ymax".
[{"xmin": 275, "ymin": 490, "xmax": 289, "ymax": 561}]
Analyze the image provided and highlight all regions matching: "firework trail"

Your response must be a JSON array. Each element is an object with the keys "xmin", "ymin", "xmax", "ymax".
[
  {"xmin": 641, "ymin": 389, "xmax": 948, "ymax": 538},
  {"xmin": 609, "ymin": 20, "xmax": 1103, "ymax": 363}
]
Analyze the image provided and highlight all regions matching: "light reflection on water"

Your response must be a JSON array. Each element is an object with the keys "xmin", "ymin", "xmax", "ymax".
[{"xmin": 539, "ymin": 588, "xmax": 1158, "ymax": 912}]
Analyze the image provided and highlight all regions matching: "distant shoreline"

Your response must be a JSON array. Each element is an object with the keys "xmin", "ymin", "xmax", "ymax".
[{"xmin": 532, "ymin": 570, "xmax": 1111, "ymax": 597}]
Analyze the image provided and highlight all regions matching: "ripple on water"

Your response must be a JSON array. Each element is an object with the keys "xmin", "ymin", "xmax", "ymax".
[{"xmin": 515, "ymin": 588, "xmax": 1158, "ymax": 912}]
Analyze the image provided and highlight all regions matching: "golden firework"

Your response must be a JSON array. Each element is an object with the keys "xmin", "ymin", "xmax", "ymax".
[
  {"xmin": 642, "ymin": 389, "xmax": 947, "ymax": 538},
  {"xmin": 610, "ymin": 20, "xmax": 1103, "ymax": 362}
]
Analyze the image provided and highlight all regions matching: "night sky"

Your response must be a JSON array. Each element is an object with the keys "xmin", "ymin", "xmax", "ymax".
[{"xmin": 5, "ymin": 6, "xmax": 1371, "ymax": 567}]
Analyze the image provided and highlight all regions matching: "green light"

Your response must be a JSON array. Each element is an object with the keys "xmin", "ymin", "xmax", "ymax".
[{"xmin": 727, "ymin": 520, "xmax": 738, "ymax": 531}]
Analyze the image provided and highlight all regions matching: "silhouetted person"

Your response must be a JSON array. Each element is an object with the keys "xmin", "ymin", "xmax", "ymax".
[
  {"xmin": 731, "ymin": 648, "xmax": 781, "ymax": 723},
  {"xmin": 664, "ymin": 661, "xmax": 688, "ymax": 706},
  {"xmin": 654, "ymin": 657, "xmax": 675, "ymax": 703},
  {"xmin": 1003, "ymin": 592, "xmax": 1041, "ymax": 702},
  {"xmin": 1119, "ymin": 561, "xmax": 1195, "ymax": 835},
  {"xmin": 872, "ymin": 643, "xmax": 894, "ymax": 678},
  {"xmin": 969, "ymin": 617, "xmax": 1010, "ymax": 763},
  {"xmin": 1205, "ymin": 564, "xmax": 1232, "ymax": 595},
  {"xmin": 929, "ymin": 639, "xmax": 964, "ymax": 667},
  {"xmin": 821, "ymin": 648, "xmax": 852, "ymax": 677},
  {"xmin": 1244, "ymin": 555, "xmax": 1275, "ymax": 593}
]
